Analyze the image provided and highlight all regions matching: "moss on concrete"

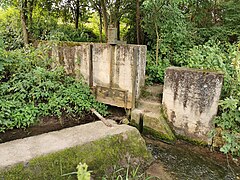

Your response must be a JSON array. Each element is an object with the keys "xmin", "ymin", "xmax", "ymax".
[
  {"xmin": 0, "ymin": 130, "xmax": 153, "ymax": 180},
  {"xmin": 176, "ymin": 134, "xmax": 208, "ymax": 147},
  {"xmin": 143, "ymin": 126, "xmax": 176, "ymax": 143}
]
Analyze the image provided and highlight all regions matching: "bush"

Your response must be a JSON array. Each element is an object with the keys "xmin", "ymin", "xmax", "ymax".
[
  {"xmin": 0, "ymin": 7, "xmax": 23, "ymax": 50},
  {"xmin": 0, "ymin": 45, "xmax": 107, "ymax": 132},
  {"xmin": 45, "ymin": 25, "xmax": 98, "ymax": 42},
  {"xmin": 145, "ymin": 52, "xmax": 170, "ymax": 84}
]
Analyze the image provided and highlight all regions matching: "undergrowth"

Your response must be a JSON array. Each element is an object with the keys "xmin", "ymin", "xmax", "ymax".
[
  {"xmin": 0, "ymin": 42, "xmax": 107, "ymax": 132},
  {"xmin": 146, "ymin": 40, "xmax": 240, "ymax": 156}
]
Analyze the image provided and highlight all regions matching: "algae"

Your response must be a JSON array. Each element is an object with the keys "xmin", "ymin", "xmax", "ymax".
[
  {"xmin": 143, "ymin": 126, "xmax": 176, "ymax": 143},
  {"xmin": 0, "ymin": 130, "xmax": 153, "ymax": 180}
]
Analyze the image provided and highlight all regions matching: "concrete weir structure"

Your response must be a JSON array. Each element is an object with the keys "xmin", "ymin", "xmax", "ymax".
[
  {"xmin": 0, "ymin": 121, "xmax": 153, "ymax": 179},
  {"xmin": 49, "ymin": 42, "xmax": 146, "ymax": 109},
  {"xmin": 162, "ymin": 67, "xmax": 224, "ymax": 143}
]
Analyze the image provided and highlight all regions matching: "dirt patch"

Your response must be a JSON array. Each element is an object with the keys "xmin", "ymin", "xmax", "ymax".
[
  {"xmin": 0, "ymin": 113, "xmax": 97, "ymax": 144},
  {"xmin": 0, "ymin": 106, "xmax": 127, "ymax": 144}
]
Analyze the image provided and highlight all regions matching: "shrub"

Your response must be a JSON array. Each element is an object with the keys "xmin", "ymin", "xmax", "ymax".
[{"xmin": 0, "ymin": 45, "xmax": 107, "ymax": 132}]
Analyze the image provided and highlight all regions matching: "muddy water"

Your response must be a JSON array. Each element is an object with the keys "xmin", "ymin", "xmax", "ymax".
[{"xmin": 146, "ymin": 138, "xmax": 240, "ymax": 180}]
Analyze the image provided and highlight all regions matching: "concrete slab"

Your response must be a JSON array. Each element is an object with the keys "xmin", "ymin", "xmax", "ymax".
[{"xmin": 0, "ymin": 121, "xmax": 139, "ymax": 168}]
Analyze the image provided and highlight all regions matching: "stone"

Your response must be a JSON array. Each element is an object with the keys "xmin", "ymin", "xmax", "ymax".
[
  {"xmin": 162, "ymin": 67, "xmax": 224, "ymax": 144},
  {"xmin": 107, "ymin": 27, "xmax": 117, "ymax": 45},
  {"xmin": 0, "ymin": 121, "xmax": 153, "ymax": 179}
]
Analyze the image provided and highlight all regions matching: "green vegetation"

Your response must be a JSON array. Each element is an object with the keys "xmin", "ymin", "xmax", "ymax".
[
  {"xmin": 141, "ymin": 0, "xmax": 240, "ymax": 156},
  {"xmin": 0, "ymin": 42, "xmax": 107, "ymax": 132},
  {"xmin": 64, "ymin": 162, "xmax": 156, "ymax": 180},
  {"xmin": 0, "ymin": 0, "xmax": 240, "ymax": 156}
]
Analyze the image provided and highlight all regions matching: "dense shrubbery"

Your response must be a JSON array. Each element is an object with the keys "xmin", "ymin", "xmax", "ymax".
[
  {"xmin": 45, "ymin": 24, "xmax": 98, "ymax": 42},
  {"xmin": 0, "ymin": 7, "xmax": 23, "ymax": 50},
  {"xmin": 146, "ymin": 38, "xmax": 240, "ymax": 156},
  {"xmin": 0, "ymin": 7, "xmax": 98, "ymax": 51},
  {"xmin": 0, "ymin": 44, "xmax": 107, "ymax": 132},
  {"xmin": 1, "ymin": 0, "xmax": 240, "ymax": 156}
]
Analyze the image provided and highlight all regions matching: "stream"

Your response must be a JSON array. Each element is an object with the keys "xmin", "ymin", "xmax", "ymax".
[{"xmin": 145, "ymin": 138, "xmax": 240, "ymax": 180}]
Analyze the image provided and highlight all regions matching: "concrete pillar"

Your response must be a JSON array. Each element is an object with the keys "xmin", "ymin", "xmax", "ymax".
[{"xmin": 162, "ymin": 67, "xmax": 224, "ymax": 143}]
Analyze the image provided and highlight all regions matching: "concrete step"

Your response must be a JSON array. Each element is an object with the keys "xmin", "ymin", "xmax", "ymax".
[
  {"xmin": 131, "ymin": 108, "xmax": 175, "ymax": 142},
  {"xmin": 141, "ymin": 84, "xmax": 163, "ymax": 100},
  {"xmin": 137, "ymin": 99, "xmax": 161, "ymax": 113}
]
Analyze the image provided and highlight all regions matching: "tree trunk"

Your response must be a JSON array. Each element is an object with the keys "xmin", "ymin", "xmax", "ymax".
[
  {"xmin": 155, "ymin": 22, "xmax": 159, "ymax": 65},
  {"xmin": 98, "ymin": 9, "xmax": 103, "ymax": 42},
  {"xmin": 20, "ymin": 0, "xmax": 29, "ymax": 46},
  {"xmin": 28, "ymin": 0, "xmax": 34, "ymax": 32},
  {"xmin": 101, "ymin": 0, "xmax": 108, "ymax": 42},
  {"xmin": 75, "ymin": 0, "xmax": 80, "ymax": 29},
  {"xmin": 136, "ymin": 0, "xmax": 141, "ymax": 44},
  {"xmin": 116, "ymin": 20, "xmax": 120, "ymax": 40},
  {"xmin": 114, "ymin": 0, "xmax": 120, "ymax": 40}
]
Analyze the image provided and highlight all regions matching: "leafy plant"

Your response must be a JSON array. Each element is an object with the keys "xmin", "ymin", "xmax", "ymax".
[
  {"xmin": 145, "ymin": 52, "xmax": 170, "ymax": 84},
  {"xmin": 0, "ymin": 45, "xmax": 107, "ymax": 132},
  {"xmin": 0, "ymin": 7, "xmax": 23, "ymax": 50},
  {"xmin": 62, "ymin": 162, "xmax": 92, "ymax": 180}
]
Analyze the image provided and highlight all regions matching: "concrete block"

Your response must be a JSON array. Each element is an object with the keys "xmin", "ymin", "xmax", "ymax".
[
  {"xmin": 131, "ymin": 108, "xmax": 143, "ymax": 125},
  {"xmin": 138, "ymin": 99, "xmax": 161, "ymax": 112},
  {"xmin": 163, "ymin": 67, "xmax": 224, "ymax": 143},
  {"xmin": 0, "ymin": 121, "xmax": 153, "ymax": 178},
  {"xmin": 131, "ymin": 108, "xmax": 175, "ymax": 142},
  {"xmin": 142, "ymin": 111, "xmax": 175, "ymax": 141}
]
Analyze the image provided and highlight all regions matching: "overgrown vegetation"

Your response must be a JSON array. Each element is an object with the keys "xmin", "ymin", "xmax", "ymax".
[
  {"xmin": 0, "ymin": 0, "xmax": 240, "ymax": 156},
  {"xmin": 142, "ymin": 0, "xmax": 240, "ymax": 156},
  {"xmin": 0, "ymin": 42, "xmax": 107, "ymax": 132}
]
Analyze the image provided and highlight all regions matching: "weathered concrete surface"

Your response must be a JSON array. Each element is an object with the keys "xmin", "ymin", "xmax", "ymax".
[
  {"xmin": 0, "ymin": 121, "xmax": 153, "ymax": 179},
  {"xmin": 162, "ymin": 67, "xmax": 224, "ymax": 143},
  {"xmin": 131, "ymin": 108, "xmax": 175, "ymax": 142},
  {"xmin": 0, "ymin": 121, "xmax": 149, "ymax": 168},
  {"xmin": 131, "ymin": 85, "xmax": 175, "ymax": 142},
  {"xmin": 50, "ymin": 42, "xmax": 146, "ymax": 109}
]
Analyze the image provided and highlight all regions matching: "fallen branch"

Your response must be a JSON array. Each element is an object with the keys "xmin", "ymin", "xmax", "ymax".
[{"xmin": 90, "ymin": 108, "xmax": 112, "ymax": 127}]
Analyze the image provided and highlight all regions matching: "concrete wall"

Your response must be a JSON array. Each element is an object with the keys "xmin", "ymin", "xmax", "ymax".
[
  {"xmin": 162, "ymin": 67, "xmax": 224, "ymax": 143},
  {"xmin": 0, "ymin": 122, "xmax": 153, "ymax": 178},
  {"xmin": 50, "ymin": 42, "xmax": 146, "ymax": 109}
]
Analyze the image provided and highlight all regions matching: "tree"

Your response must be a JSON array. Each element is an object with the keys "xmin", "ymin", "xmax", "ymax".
[
  {"xmin": 90, "ymin": 0, "xmax": 103, "ymax": 42},
  {"xmin": 136, "ymin": 0, "xmax": 141, "ymax": 44},
  {"xmin": 143, "ymin": 0, "xmax": 188, "ymax": 64},
  {"xmin": 98, "ymin": 0, "xmax": 133, "ymax": 41},
  {"xmin": 19, "ymin": 0, "xmax": 29, "ymax": 46},
  {"xmin": 62, "ymin": 0, "xmax": 90, "ymax": 30},
  {"xmin": 100, "ymin": 0, "xmax": 108, "ymax": 41}
]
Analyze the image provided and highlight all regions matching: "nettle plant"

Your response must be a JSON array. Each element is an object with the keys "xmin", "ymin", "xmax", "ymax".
[{"xmin": 0, "ymin": 44, "xmax": 107, "ymax": 132}]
